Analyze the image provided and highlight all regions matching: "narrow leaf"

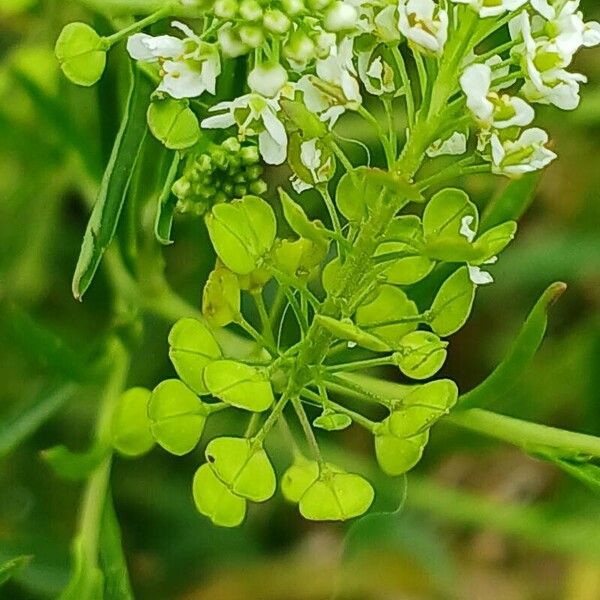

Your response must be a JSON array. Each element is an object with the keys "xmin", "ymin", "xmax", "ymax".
[
  {"xmin": 0, "ymin": 555, "xmax": 32, "ymax": 586},
  {"xmin": 459, "ymin": 282, "xmax": 566, "ymax": 409},
  {"xmin": 154, "ymin": 152, "xmax": 180, "ymax": 245},
  {"xmin": 72, "ymin": 67, "xmax": 151, "ymax": 299}
]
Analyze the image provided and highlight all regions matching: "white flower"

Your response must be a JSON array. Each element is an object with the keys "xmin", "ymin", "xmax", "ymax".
[
  {"xmin": 297, "ymin": 39, "xmax": 361, "ymax": 127},
  {"xmin": 201, "ymin": 94, "xmax": 288, "ymax": 165},
  {"xmin": 290, "ymin": 138, "xmax": 334, "ymax": 192},
  {"xmin": 127, "ymin": 21, "xmax": 221, "ymax": 99},
  {"xmin": 248, "ymin": 62, "xmax": 288, "ymax": 98},
  {"xmin": 460, "ymin": 63, "xmax": 534, "ymax": 129},
  {"xmin": 357, "ymin": 49, "xmax": 395, "ymax": 96},
  {"xmin": 490, "ymin": 128, "xmax": 557, "ymax": 177},
  {"xmin": 451, "ymin": 0, "xmax": 527, "ymax": 19},
  {"xmin": 459, "ymin": 216, "xmax": 496, "ymax": 285},
  {"xmin": 398, "ymin": 0, "xmax": 448, "ymax": 56},
  {"xmin": 426, "ymin": 131, "xmax": 467, "ymax": 157},
  {"xmin": 374, "ymin": 5, "xmax": 401, "ymax": 42}
]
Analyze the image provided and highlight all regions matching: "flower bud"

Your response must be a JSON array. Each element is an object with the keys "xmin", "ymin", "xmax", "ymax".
[
  {"xmin": 308, "ymin": 0, "xmax": 333, "ymax": 10},
  {"xmin": 263, "ymin": 9, "xmax": 291, "ymax": 34},
  {"xmin": 239, "ymin": 0, "xmax": 263, "ymax": 21},
  {"xmin": 283, "ymin": 30, "xmax": 316, "ymax": 65},
  {"xmin": 281, "ymin": 0, "xmax": 305, "ymax": 16},
  {"xmin": 238, "ymin": 25, "xmax": 264, "ymax": 48},
  {"xmin": 214, "ymin": 0, "xmax": 238, "ymax": 19},
  {"xmin": 248, "ymin": 62, "xmax": 288, "ymax": 97},
  {"xmin": 240, "ymin": 145, "xmax": 260, "ymax": 165},
  {"xmin": 323, "ymin": 1, "xmax": 358, "ymax": 32}
]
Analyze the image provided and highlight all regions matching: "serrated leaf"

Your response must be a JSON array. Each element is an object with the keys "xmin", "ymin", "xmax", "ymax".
[
  {"xmin": 203, "ymin": 360, "xmax": 274, "ymax": 412},
  {"xmin": 192, "ymin": 463, "xmax": 247, "ymax": 527},
  {"xmin": 168, "ymin": 318, "xmax": 222, "ymax": 395},
  {"xmin": 299, "ymin": 471, "xmax": 375, "ymax": 521},
  {"xmin": 205, "ymin": 437, "xmax": 276, "ymax": 502},
  {"xmin": 148, "ymin": 379, "xmax": 207, "ymax": 455},
  {"xmin": 111, "ymin": 387, "xmax": 154, "ymax": 457},
  {"xmin": 430, "ymin": 267, "xmax": 476, "ymax": 337}
]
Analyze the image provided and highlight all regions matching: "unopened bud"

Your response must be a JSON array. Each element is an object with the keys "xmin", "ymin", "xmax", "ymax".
[
  {"xmin": 323, "ymin": 2, "xmax": 358, "ymax": 32},
  {"xmin": 248, "ymin": 62, "xmax": 288, "ymax": 97}
]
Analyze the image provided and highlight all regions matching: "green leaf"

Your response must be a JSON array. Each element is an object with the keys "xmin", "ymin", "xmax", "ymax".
[
  {"xmin": 205, "ymin": 437, "xmax": 276, "ymax": 502},
  {"xmin": 111, "ymin": 387, "xmax": 155, "ymax": 457},
  {"xmin": 55, "ymin": 22, "xmax": 106, "ymax": 87},
  {"xmin": 374, "ymin": 424, "xmax": 429, "ymax": 476},
  {"xmin": 459, "ymin": 282, "xmax": 567, "ymax": 409},
  {"xmin": 202, "ymin": 266, "xmax": 241, "ymax": 327},
  {"xmin": 281, "ymin": 457, "xmax": 320, "ymax": 503},
  {"xmin": 313, "ymin": 410, "xmax": 353, "ymax": 431},
  {"xmin": 205, "ymin": 195, "xmax": 277, "ymax": 275},
  {"xmin": 429, "ymin": 267, "xmax": 476, "ymax": 337},
  {"xmin": 154, "ymin": 152, "xmax": 180, "ymax": 245},
  {"xmin": 42, "ymin": 443, "xmax": 107, "ymax": 481},
  {"xmin": 280, "ymin": 97, "xmax": 328, "ymax": 138},
  {"xmin": 59, "ymin": 535, "xmax": 104, "ymax": 600},
  {"xmin": 147, "ymin": 98, "xmax": 200, "ymax": 149},
  {"xmin": 192, "ymin": 463, "xmax": 247, "ymax": 527},
  {"xmin": 299, "ymin": 471, "xmax": 375, "ymax": 521},
  {"xmin": 335, "ymin": 166, "xmax": 383, "ymax": 222},
  {"xmin": 279, "ymin": 188, "xmax": 329, "ymax": 249},
  {"xmin": 395, "ymin": 331, "xmax": 448, "ymax": 380},
  {"xmin": 0, "ymin": 555, "xmax": 32, "ymax": 586},
  {"xmin": 72, "ymin": 67, "xmax": 151, "ymax": 299},
  {"xmin": 99, "ymin": 492, "xmax": 134, "ymax": 600},
  {"xmin": 148, "ymin": 379, "xmax": 207, "ymax": 456},
  {"xmin": 546, "ymin": 457, "xmax": 600, "ymax": 495},
  {"xmin": 168, "ymin": 318, "xmax": 222, "ymax": 395},
  {"xmin": 480, "ymin": 172, "xmax": 540, "ymax": 230},
  {"xmin": 422, "ymin": 188, "xmax": 478, "ymax": 242},
  {"xmin": 321, "ymin": 257, "xmax": 343, "ymax": 295},
  {"xmin": 0, "ymin": 382, "xmax": 77, "ymax": 459},
  {"xmin": 203, "ymin": 360, "xmax": 274, "ymax": 412},
  {"xmin": 355, "ymin": 285, "xmax": 419, "ymax": 348},
  {"xmin": 314, "ymin": 315, "xmax": 390, "ymax": 352}
]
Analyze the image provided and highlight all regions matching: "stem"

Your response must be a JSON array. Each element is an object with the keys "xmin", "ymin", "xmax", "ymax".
[
  {"xmin": 292, "ymin": 397, "xmax": 323, "ymax": 463},
  {"xmin": 325, "ymin": 355, "xmax": 396, "ymax": 372},
  {"xmin": 76, "ymin": 0, "xmax": 209, "ymax": 17},
  {"xmin": 447, "ymin": 409, "xmax": 600, "ymax": 458},
  {"xmin": 357, "ymin": 106, "xmax": 395, "ymax": 167},
  {"xmin": 103, "ymin": 5, "xmax": 172, "ymax": 47},
  {"xmin": 252, "ymin": 290, "xmax": 276, "ymax": 348},
  {"xmin": 237, "ymin": 317, "xmax": 279, "ymax": 356},
  {"xmin": 317, "ymin": 185, "xmax": 344, "ymax": 249},
  {"xmin": 391, "ymin": 46, "xmax": 415, "ymax": 126}
]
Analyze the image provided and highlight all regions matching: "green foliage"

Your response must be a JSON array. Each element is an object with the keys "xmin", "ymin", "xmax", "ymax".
[{"xmin": 0, "ymin": 555, "xmax": 32, "ymax": 586}]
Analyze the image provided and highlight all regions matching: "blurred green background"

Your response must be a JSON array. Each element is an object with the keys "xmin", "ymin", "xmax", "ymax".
[{"xmin": 1, "ymin": 1, "xmax": 599, "ymax": 598}]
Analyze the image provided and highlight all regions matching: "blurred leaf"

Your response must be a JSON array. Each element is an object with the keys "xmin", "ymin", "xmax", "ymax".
[
  {"xmin": 154, "ymin": 152, "xmax": 180, "ymax": 245},
  {"xmin": 42, "ymin": 443, "xmax": 108, "ymax": 481},
  {"xmin": 99, "ymin": 493, "xmax": 134, "ymax": 600},
  {"xmin": 0, "ymin": 555, "xmax": 32, "ymax": 586},
  {"xmin": 72, "ymin": 67, "xmax": 151, "ymax": 300},
  {"xmin": 0, "ymin": 382, "xmax": 78, "ymax": 459},
  {"xmin": 536, "ymin": 453, "xmax": 600, "ymax": 496},
  {"xmin": 481, "ymin": 172, "xmax": 540, "ymax": 231},
  {"xmin": 460, "ymin": 281, "xmax": 567, "ymax": 409},
  {"xmin": 60, "ymin": 536, "xmax": 104, "ymax": 600}
]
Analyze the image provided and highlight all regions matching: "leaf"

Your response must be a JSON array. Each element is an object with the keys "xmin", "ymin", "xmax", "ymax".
[
  {"xmin": 203, "ymin": 360, "xmax": 274, "ymax": 412},
  {"xmin": 59, "ymin": 535, "xmax": 104, "ymax": 600},
  {"xmin": 459, "ymin": 282, "xmax": 567, "ymax": 409},
  {"xmin": 546, "ymin": 457, "xmax": 600, "ymax": 495},
  {"xmin": 168, "ymin": 318, "xmax": 222, "ymax": 395},
  {"xmin": 192, "ymin": 463, "xmax": 247, "ymax": 528},
  {"xmin": 148, "ymin": 379, "xmax": 207, "ymax": 456},
  {"xmin": 99, "ymin": 493, "xmax": 134, "ymax": 600},
  {"xmin": 355, "ymin": 285, "xmax": 419, "ymax": 348},
  {"xmin": 72, "ymin": 67, "xmax": 151, "ymax": 299},
  {"xmin": 42, "ymin": 443, "xmax": 107, "ymax": 481},
  {"xmin": 429, "ymin": 267, "xmax": 476, "ymax": 337},
  {"xmin": 55, "ymin": 22, "xmax": 107, "ymax": 87},
  {"xmin": 0, "ymin": 555, "xmax": 32, "ymax": 586},
  {"xmin": 154, "ymin": 152, "xmax": 180, "ymax": 245},
  {"xmin": 202, "ymin": 266, "xmax": 241, "ymax": 327},
  {"xmin": 205, "ymin": 437, "xmax": 276, "ymax": 502},
  {"xmin": 0, "ymin": 382, "xmax": 77, "ymax": 459},
  {"xmin": 205, "ymin": 195, "xmax": 277, "ymax": 275},
  {"xmin": 147, "ymin": 98, "xmax": 200, "ymax": 149},
  {"xmin": 111, "ymin": 387, "xmax": 155, "ymax": 457},
  {"xmin": 480, "ymin": 172, "xmax": 540, "ymax": 231},
  {"xmin": 299, "ymin": 471, "xmax": 375, "ymax": 521},
  {"xmin": 395, "ymin": 331, "xmax": 448, "ymax": 380},
  {"xmin": 335, "ymin": 166, "xmax": 383, "ymax": 222}
]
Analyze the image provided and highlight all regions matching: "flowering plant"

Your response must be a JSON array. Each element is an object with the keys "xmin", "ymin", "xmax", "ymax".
[{"xmin": 17, "ymin": 0, "xmax": 597, "ymax": 593}]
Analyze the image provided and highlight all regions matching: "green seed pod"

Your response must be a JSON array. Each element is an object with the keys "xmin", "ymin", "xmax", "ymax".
[
  {"xmin": 111, "ymin": 387, "xmax": 155, "ymax": 457},
  {"xmin": 147, "ymin": 98, "xmax": 200, "ymax": 150},
  {"xmin": 395, "ymin": 331, "xmax": 448, "ymax": 379},
  {"xmin": 55, "ymin": 22, "xmax": 106, "ymax": 86}
]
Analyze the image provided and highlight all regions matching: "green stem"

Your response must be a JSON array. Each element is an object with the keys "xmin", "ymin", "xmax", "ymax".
[
  {"xmin": 292, "ymin": 397, "xmax": 323, "ymax": 463},
  {"xmin": 103, "ymin": 5, "xmax": 173, "ymax": 47},
  {"xmin": 75, "ymin": 0, "xmax": 208, "ymax": 17},
  {"xmin": 324, "ymin": 355, "xmax": 396, "ymax": 372},
  {"xmin": 447, "ymin": 409, "xmax": 600, "ymax": 458},
  {"xmin": 391, "ymin": 46, "xmax": 415, "ymax": 126},
  {"xmin": 252, "ymin": 290, "xmax": 276, "ymax": 348},
  {"xmin": 357, "ymin": 105, "xmax": 395, "ymax": 167},
  {"xmin": 317, "ymin": 185, "xmax": 344, "ymax": 249}
]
